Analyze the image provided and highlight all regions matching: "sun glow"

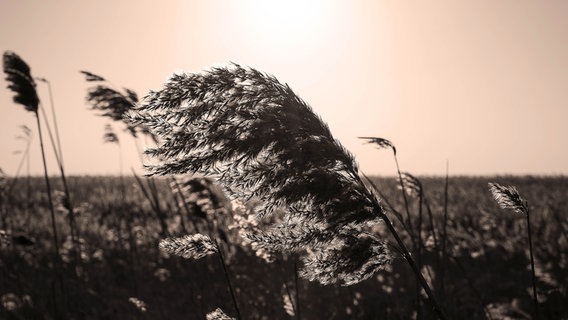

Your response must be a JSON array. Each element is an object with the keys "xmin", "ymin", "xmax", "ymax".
[{"xmin": 241, "ymin": 0, "xmax": 333, "ymax": 50}]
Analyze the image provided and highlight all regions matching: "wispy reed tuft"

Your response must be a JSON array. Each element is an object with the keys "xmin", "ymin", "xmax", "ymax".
[
  {"xmin": 128, "ymin": 63, "xmax": 391, "ymax": 285},
  {"xmin": 3, "ymin": 50, "xmax": 64, "ymax": 315},
  {"xmin": 3, "ymin": 51, "xmax": 39, "ymax": 112},
  {"xmin": 81, "ymin": 70, "xmax": 140, "ymax": 136},
  {"xmin": 79, "ymin": 70, "xmax": 106, "ymax": 82},
  {"xmin": 488, "ymin": 182, "xmax": 528, "ymax": 215},
  {"xmin": 359, "ymin": 137, "xmax": 396, "ymax": 155},
  {"xmin": 159, "ymin": 234, "xmax": 218, "ymax": 259},
  {"xmin": 488, "ymin": 182, "xmax": 539, "ymax": 320},
  {"xmin": 206, "ymin": 308, "xmax": 235, "ymax": 320}
]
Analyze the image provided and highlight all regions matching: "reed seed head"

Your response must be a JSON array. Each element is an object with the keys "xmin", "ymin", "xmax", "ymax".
[
  {"xmin": 129, "ymin": 63, "xmax": 390, "ymax": 285},
  {"xmin": 159, "ymin": 234, "xmax": 218, "ymax": 259},
  {"xmin": 206, "ymin": 308, "xmax": 235, "ymax": 320},
  {"xmin": 3, "ymin": 51, "xmax": 39, "ymax": 113},
  {"xmin": 488, "ymin": 182, "xmax": 528, "ymax": 215},
  {"xmin": 359, "ymin": 137, "xmax": 396, "ymax": 156}
]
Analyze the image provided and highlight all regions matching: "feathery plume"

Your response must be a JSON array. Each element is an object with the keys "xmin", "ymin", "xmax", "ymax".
[
  {"xmin": 85, "ymin": 85, "xmax": 137, "ymax": 134},
  {"xmin": 359, "ymin": 137, "xmax": 396, "ymax": 155},
  {"xmin": 398, "ymin": 172, "xmax": 422, "ymax": 197},
  {"xmin": 206, "ymin": 308, "xmax": 235, "ymax": 320},
  {"xmin": 4, "ymin": 50, "xmax": 64, "ymax": 313},
  {"xmin": 129, "ymin": 63, "xmax": 382, "ymax": 228},
  {"xmin": 79, "ymin": 70, "xmax": 106, "ymax": 82},
  {"xmin": 488, "ymin": 183, "xmax": 528, "ymax": 215},
  {"xmin": 3, "ymin": 51, "xmax": 39, "ymax": 112},
  {"xmin": 128, "ymin": 63, "xmax": 390, "ymax": 285},
  {"xmin": 82, "ymin": 72, "xmax": 158, "ymax": 142},
  {"xmin": 299, "ymin": 232, "xmax": 390, "ymax": 286},
  {"xmin": 488, "ymin": 182, "xmax": 538, "ymax": 319},
  {"xmin": 159, "ymin": 234, "xmax": 218, "ymax": 259},
  {"xmin": 173, "ymin": 176, "xmax": 227, "ymax": 219},
  {"xmin": 128, "ymin": 297, "xmax": 147, "ymax": 312}
]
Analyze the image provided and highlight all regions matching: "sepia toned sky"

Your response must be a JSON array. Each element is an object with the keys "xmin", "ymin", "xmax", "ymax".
[{"xmin": 1, "ymin": 0, "xmax": 567, "ymax": 176}]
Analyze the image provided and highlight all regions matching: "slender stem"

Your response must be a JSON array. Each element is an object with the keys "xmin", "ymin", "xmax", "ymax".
[
  {"xmin": 6, "ymin": 134, "xmax": 32, "ymax": 196},
  {"xmin": 131, "ymin": 170, "xmax": 168, "ymax": 236},
  {"xmin": 282, "ymin": 280, "xmax": 297, "ymax": 317},
  {"xmin": 43, "ymin": 79, "xmax": 64, "ymax": 164},
  {"xmin": 294, "ymin": 260, "xmax": 301, "ymax": 320},
  {"xmin": 440, "ymin": 161, "xmax": 449, "ymax": 298},
  {"xmin": 40, "ymin": 102, "xmax": 80, "ymax": 261},
  {"xmin": 394, "ymin": 155, "xmax": 415, "ymax": 250},
  {"xmin": 381, "ymin": 211, "xmax": 447, "ymax": 320},
  {"xmin": 36, "ymin": 113, "xmax": 60, "ymax": 257},
  {"xmin": 213, "ymin": 237, "xmax": 242, "ymax": 320},
  {"xmin": 416, "ymin": 190, "xmax": 424, "ymax": 320},
  {"xmin": 361, "ymin": 173, "xmax": 412, "ymax": 237},
  {"xmin": 35, "ymin": 112, "xmax": 62, "ymax": 315},
  {"xmin": 526, "ymin": 208, "xmax": 539, "ymax": 320},
  {"xmin": 169, "ymin": 178, "xmax": 190, "ymax": 233}
]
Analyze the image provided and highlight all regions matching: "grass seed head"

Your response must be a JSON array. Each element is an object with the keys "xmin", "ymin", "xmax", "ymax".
[
  {"xmin": 206, "ymin": 308, "xmax": 235, "ymax": 320},
  {"xmin": 359, "ymin": 137, "xmax": 396, "ymax": 155},
  {"xmin": 129, "ymin": 63, "xmax": 390, "ymax": 285},
  {"xmin": 488, "ymin": 182, "xmax": 528, "ymax": 215},
  {"xmin": 159, "ymin": 234, "xmax": 218, "ymax": 259},
  {"xmin": 3, "ymin": 51, "xmax": 39, "ymax": 113}
]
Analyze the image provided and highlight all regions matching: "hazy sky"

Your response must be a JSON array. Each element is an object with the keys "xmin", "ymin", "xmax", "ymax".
[{"xmin": 1, "ymin": 0, "xmax": 567, "ymax": 176}]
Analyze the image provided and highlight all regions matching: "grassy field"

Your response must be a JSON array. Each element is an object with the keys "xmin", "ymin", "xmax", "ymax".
[
  {"xmin": 2, "ymin": 54, "xmax": 566, "ymax": 319},
  {"xmin": 1, "ymin": 175, "xmax": 566, "ymax": 319}
]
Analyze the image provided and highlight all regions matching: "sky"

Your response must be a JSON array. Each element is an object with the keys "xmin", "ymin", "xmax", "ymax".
[{"xmin": 1, "ymin": 0, "xmax": 567, "ymax": 177}]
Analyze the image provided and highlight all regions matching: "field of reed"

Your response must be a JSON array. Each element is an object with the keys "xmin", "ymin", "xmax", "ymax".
[
  {"xmin": 1, "ymin": 176, "xmax": 567, "ymax": 319},
  {"xmin": 2, "ymin": 51, "xmax": 567, "ymax": 319}
]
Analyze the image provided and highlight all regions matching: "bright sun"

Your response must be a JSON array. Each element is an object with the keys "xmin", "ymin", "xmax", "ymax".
[{"xmin": 241, "ymin": 0, "xmax": 332, "ymax": 49}]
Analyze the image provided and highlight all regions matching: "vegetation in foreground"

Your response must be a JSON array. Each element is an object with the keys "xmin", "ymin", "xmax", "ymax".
[
  {"xmin": 1, "ymin": 175, "xmax": 567, "ymax": 319},
  {"xmin": 2, "ymin": 51, "xmax": 567, "ymax": 319}
]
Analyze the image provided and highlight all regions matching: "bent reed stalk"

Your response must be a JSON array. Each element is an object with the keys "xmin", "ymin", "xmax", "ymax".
[
  {"xmin": 128, "ymin": 63, "xmax": 447, "ymax": 319},
  {"xmin": 3, "ymin": 51, "xmax": 64, "ymax": 316},
  {"xmin": 489, "ymin": 182, "xmax": 539, "ymax": 320}
]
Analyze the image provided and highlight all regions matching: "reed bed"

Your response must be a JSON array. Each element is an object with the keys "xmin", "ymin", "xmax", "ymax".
[{"xmin": 1, "ymin": 56, "xmax": 567, "ymax": 319}]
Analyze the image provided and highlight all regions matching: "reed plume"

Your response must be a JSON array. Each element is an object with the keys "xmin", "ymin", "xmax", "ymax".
[
  {"xmin": 488, "ymin": 183, "xmax": 528, "ymax": 215},
  {"xmin": 128, "ymin": 63, "xmax": 390, "ymax": 285},
  {"xmin": 359, "ymin": 137, "xmax": 396, "ymax": 155},
  {"xmin": 81, "ymin": 70, "xmax": 157, "ymax": 142},
  {"xmin": 159, "ymin": 234, "xmax": 218, "ymax": 259},
  {"xmin": 206, "ymin": 308, "xmax": 235, "ymax": 320},
  {"xmin": 489, "ymin": 182, "xmax": 539, "ymax": 320},
  {"xmin": 3, "ymin": 50, "xmax": 63, "ymax": 315},
  {"xmin": 3, "ymin": 52, "xmax": 39, "ymax": 112}
]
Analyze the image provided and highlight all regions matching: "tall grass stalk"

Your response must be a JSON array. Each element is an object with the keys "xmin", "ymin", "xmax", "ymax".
[
  {"xmin": 160, "ymin": 232, "xmax": 242, "ymax": 320},
  {"xmin": 128, "ymin": 64, "xmax": 446, "ymax": 319},
  {"xmin": 4, "ymin": 126, "xmax": 33, "ymax": 229},
  {"xmin": 213, "ymin": 236, "xmax": 242, "ymax": 320},
  {"xmin": 360, "ymin": 137, "xmax": 417, "ymax": 249},
  {"xmin": 401, "ymin": 172, "xmax": 425, "ymax": 319},
  {"xmin": 82, "ymin": 71, "xmax": 171, "ymax": 236},
  {"xmin": 440, "ymin": 161, "xmax": 450, "ymax": 299},
  {"xmin": 489, "ymin": 182, "xmax": 539, "ymax": 320},
  {"xmin": 360, "ymin": 140, "xmax": 445, "ymax": 318},
  {"xmin": 172, "ymin": 176, "xmax": 242, "ymax": 318},
  {"xmin": 38, "ymin": 101, "xmax": 80, "ymax": 260},
  {"xmin": 3, "ymin": 51, "xmax": 64, "ymax": 315}
]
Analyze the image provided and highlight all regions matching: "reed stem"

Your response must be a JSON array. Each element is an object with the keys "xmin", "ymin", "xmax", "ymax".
[{"xmin": 526, "ymin": 207, "xmax": 539, "ymax": 320}]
